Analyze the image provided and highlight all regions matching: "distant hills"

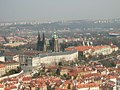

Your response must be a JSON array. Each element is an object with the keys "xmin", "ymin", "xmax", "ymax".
[{"xmin": 1, "ymin": 18, "xmax": 120, "ymax": 31}]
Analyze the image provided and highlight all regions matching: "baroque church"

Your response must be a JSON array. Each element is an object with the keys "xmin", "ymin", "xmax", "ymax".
[{"xmin": 36, "ymin": 32, "xmax": 60, "ymax": 52}]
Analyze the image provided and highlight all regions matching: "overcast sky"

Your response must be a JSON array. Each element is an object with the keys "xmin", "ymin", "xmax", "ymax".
[{"xmin": 0, "ymin": 0, "xmax": 120, "ymax": 22}]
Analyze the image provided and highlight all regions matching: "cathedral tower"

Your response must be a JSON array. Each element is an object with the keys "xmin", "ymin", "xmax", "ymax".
[
  {"xmin": 51, "ymin": 32, "xmax": 60, "ymax": 52},
  {"xmin": 42, "ymin": 33, "xmax": 46, "ymax": 51},
  {"xmin": 36, "ymin": 32, "xmax": 46, "ymax": 51}
]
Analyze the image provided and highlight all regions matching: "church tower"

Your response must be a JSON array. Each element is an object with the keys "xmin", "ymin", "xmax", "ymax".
[
  {"xmin": 42, "ymin": 33, "xmax": 46, "ymax": 51},
  {"xmin": 36, "ymin": 32, "xmax": 46, "ymax": 51},
  {"xmin": 51, "ymin": 32, "xmax": 60, "ymax": 52},
  {"xmin": 37, "ymin": 32, "xmax": 41, "ymax": 51}
]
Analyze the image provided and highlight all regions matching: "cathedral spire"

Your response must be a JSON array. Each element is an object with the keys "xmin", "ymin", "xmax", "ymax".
[
  {"xmin": 37, "ymin": 31, "xmax": 41, "ymax": 51},
  {"xmin": 42, "ymin": 33, "xmax": 45, "ymax": 42},
  {"xmin": 42, "ymin": 33, "xmax": 46, "ymax": 51},
  {"xmin": 38, "ymin": 31, "xmax": 41, "ymax": 41}
]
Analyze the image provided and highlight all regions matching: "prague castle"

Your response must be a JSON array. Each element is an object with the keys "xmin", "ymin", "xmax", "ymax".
[{"xmin": 36, "ymin": 32, "xmax": 60, "ymax": 52}]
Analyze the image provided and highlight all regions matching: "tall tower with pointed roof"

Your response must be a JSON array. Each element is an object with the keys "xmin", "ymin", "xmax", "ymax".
[
  {"xmin": 37, "ymin": 32, "xmax": 41, "ymax": 51},
  {"xmin": 50, "ymin": 32, "xmax": 60, "ymax": 52},
  {"xmin": 36, "ymin": 32, "xmax": 46, "ymax": 51},
  {"xmin": 42, "ymin": 33, "xmax": 46, "ymax": 51}
]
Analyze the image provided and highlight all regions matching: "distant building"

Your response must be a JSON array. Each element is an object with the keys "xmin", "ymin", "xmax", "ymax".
[
  {"xmin": 13, "ymin": 50, "xmax": 46, "ymax": 66},
  {"xmin": 37, "ymin": 32, "xmax": 60, "ymax": 52},
  {"xmin": 20, "ymin": 50, "xmax": 78, "ymax": 72},
  {"xmin": 0, "ymin": 64, "xmax": 6, "ymax": 76},
  {"xmin": 109, "ymin": 32, "xmax": 120, "ymax": 37},
  {"xmin": 3, "ymin": 36, "xmax": 27, "ymax": 47},
  {"xmin": 76, "ymin": 83, "xmax": 100, "ymax": 90},
  {"xmin": 3, "ymin": 42, "xmax": 26, "ymax": 47},
  {"xmin": 66, "ymin": 45, "xmax": 118, "ymax": 58},
  {"xmin": 32, "ymin": 50, "xmax": 78, "ymax": 67},
  {"xmin": 0, "ymin": 36, "xmax": 6, "ymax": 44},
  {"xmin": 36, "ymin": 32, "xmax": 46, "ymax": 51},
  {"xmin": 0, "ymin": 60, "xmax": 19, "ymax": 73},
  {"xmin": 49, "ymin": 32, "xmax": 60, "ymax": 52}
]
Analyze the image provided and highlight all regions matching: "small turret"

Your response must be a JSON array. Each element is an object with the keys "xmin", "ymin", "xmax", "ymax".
[{"xmin": 52, "ymin": 32, "xmax": 58, "ymax": 39}]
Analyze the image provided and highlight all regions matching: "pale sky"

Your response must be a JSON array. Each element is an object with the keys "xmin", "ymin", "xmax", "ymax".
[{"xmin": 0, "ymin": 0, "xmax": 120, "ymax": 22}]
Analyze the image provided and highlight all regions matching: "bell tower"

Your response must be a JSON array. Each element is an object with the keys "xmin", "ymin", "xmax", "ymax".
[
  {"xmin": 37, "ymin": 32, "xmax": 46, "ymax": 51},
  {"xmin": 37, "ymin": 32, "xmax": 42, "ymax": 51},
  {"xmin": 51, "ymin": 32, "xmax": 60, "ymax": 52},
  {"xmin": 42, "ymin": 33, "xmax": 46, "ymax": 51}
]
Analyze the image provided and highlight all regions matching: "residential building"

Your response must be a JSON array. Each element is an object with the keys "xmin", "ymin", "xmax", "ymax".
[
  {"xmin": 76, "ymin": 83, "xmax": 99, "ymax": 90},
  {"xmin": 65, "ymin": 45, "xmax": 118, "ymax": 58},
  {"xmin": 0, "ymin": 64, "xmax": 5, "ymax": 76},
  {"xmin": 0, "ymin": 60, "xmax": 20, "ymax": 72}
]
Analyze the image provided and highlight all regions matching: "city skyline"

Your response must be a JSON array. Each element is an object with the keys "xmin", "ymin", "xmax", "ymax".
[{"xmin": 0, "ymin": 0, "xmax": 120, "ymax": 22}]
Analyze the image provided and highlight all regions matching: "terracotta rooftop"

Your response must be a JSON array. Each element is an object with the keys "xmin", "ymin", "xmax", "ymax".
[
  {"xmin": 83, "ymin": 73, "xmax": 101, "ymax": 78},
  {"xmin": 77, "ymin": 83, "xmax": 99, "ymax": 88},
  {"xmin": 0, "ymin": 64, "xmax": 5, "ymax": 68},
  {"xmin": 66, "ymin": 46, "xmax": 92, "ymax": 52},
  {"xmin": 55, "ymin": 88, "xmax": 67, "ymax": 90},
  {"xmin": 22, "ymin": 76, "xmax": 32, "ymax": 81},
  {"xmin": 10, "ymin": 85, "xmax": 17, "ymax": 89},
  {"xmin": 0, "ymin": 84, "xmax": 4, "ymax": 88},
  {"xmin": 4, "ymin": 87, "xmax": 10, "ymax": 90},
  {"xmin": 66, "ymin": 45, "xmax": 111, "ymax": 52}
]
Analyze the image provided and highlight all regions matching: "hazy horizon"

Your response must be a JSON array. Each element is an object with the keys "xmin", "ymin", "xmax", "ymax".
[{"xmin": 0, "ymin": 0, "xmax": 120, "ymax": 22}]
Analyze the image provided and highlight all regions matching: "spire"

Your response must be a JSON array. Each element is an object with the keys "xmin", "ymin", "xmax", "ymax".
[
  {"xmin": 38, "ymin": 31, "xmax": 41, "ymax": 42},
  {"xmin": 42, "ymin": 33, "xmax": 47, "ymax": 51},
  {"xmin": 37, "ymin": 31, "xmax": 41, "ymax": 51},
  {"xmin": 42, "ymin": 33, "xmax": 45, "ymax": 42},
  {"xmin": 52, "ymin": 32, "xmax": 58, "ymax": 39}
]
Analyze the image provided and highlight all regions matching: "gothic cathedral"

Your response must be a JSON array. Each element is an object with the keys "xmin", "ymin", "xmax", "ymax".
[{"xmin": 37, "ymin": 32, "xmax": 60, "ymax": 52}]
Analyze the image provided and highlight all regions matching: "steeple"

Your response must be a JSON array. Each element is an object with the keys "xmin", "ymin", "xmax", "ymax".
[
  {"xmin": 52, "ymin": 32, "xmax": 58, "ymax": 39},
  {"xmin": 51, "ymin": 32, "xmax": 60, "ymax": 52},
  {"xmin": 42, "ymin": 33, "xmax": 45, "ymax": 43},
  {"xmin": 37, "ymin": 32, "xmax": 42, "ymax": 51},
  {"xmin": 42, "ymin": 33, "xmax": 46, "ymax": 51},
  {"xmin": 38, "ymin": 32, "xmax": 41, "ymax": 42}
]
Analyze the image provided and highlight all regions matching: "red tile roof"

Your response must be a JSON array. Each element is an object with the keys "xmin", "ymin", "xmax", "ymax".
[
  {"xmin": 10, "ymin": 85, "xmax": 17, "ymax": 89},
  {"xmin": 83, "ymin": 73, "xmax": 101, "ymax": 78},
  {"xmin": 55, "ymin": 88, "xmax": 67, "ymax": 90},
  {"xmin": 66, "ymin": 45, "xmax": 110, "ymax": 52},
  {"xmin": 22, "ymin": 76, "xmax": 32, "ymax": 81},
  {"xmin": 0, "ymin": 84, "xmax": 4, "ymax": 88},
  {"xmin": 66, "ymin": 46, "xmax": 92, "ymax": 52},
  {"xmin": 4, "ymin": 87, "xmax": 10, "ymax": 90},
  {"xmin": 0, "ymin": 64, "xmax": 5, "ymax": 68},
  {"xmin": 77, "ymin": 83, "xmax": 99, "ymax": 88}
]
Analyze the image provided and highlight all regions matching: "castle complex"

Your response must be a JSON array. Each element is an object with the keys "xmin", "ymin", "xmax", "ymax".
[{"xmin": 36, "ymin": 32, "xmax": 60, "ymax": 52}]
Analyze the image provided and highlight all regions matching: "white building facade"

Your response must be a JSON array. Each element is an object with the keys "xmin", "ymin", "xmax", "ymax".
[{"xmin": 32, "ymin": 50, "xmax": 78, "ymax": 67}]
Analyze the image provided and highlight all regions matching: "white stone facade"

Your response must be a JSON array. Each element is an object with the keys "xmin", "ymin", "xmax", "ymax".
[{"xmin": 32, "ymin": 50, "xmax": 78, "ymax": 67}]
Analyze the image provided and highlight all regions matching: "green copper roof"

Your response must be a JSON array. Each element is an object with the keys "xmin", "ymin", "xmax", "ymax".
[{"xmin": 52, "ymin": 32, "xmax": 58, "ymax": 38}]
